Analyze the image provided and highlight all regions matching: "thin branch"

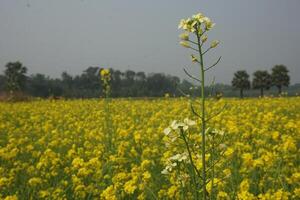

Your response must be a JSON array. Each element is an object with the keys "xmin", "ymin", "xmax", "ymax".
[
  {"xmin": 187, "ymin": 39, "xmax": 199, "ymax": 46},
  {"xmin": 183, "ymin": 68, "xmax": 202, "ymax": 83},
  {"xmin": 200, "ymin": 40, "xmax": 206, "ymax": 48},
  {"xmin": 179, "ymin": 128, "xmax": 203, "ymax": 180},
  {"xmin": 204, "ymin": 56, "xmax": 222, "ymax": 72},
  {"xmin": 190, "ymin": 103, "xmax": 202, "ymax": 118},
  {"xmin": 200, "ymin": 29, "xmax": 207, "ymax": 37},
  {"xmin": 189, "ymin": 46, "xmax": 200, "ymax": 52},
  {"xmin": 202, "ymin": 47, "xmax": 212, "ymax": 55}
]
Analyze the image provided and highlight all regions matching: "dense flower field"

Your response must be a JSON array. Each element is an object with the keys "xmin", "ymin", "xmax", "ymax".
[{"xmin": 0, "ymin": 97, "xmax": 299, "ymax": 199}]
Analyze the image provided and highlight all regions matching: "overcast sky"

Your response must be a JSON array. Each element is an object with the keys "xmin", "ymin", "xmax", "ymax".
[{"xmin": 0, "ymin": 0, "xmax": 299, "ymax": 84}]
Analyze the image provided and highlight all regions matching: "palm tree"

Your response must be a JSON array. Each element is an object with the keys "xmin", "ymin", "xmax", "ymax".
[
  {"xmin": 252, "ymin": 70, "xmax": 272, "ymax": 97},
  {"xmin": 231, "ymin": 70, "xmax": 251, "ymax": 98},
  {"xmin": 271, "ymin": 65, "xmax": 290, "ymax": 94}
]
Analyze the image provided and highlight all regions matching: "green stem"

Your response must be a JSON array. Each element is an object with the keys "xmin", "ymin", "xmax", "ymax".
[
  {"xmin": 180, "ymin": 128, "xmax": 202, "ymax": 179},
  {"xmin": 196, "ymin": 29, "xmax": 207, "ymax": 200},
  {"xmin": 180, "ymin": 128, "xmax": 200, "ymax": 199},
  {"xmin": 210, "ymin": 135, "xmax": 215, "ymax": 200}
]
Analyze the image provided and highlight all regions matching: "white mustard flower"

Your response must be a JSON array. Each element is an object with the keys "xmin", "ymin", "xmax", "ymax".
[
  {"xmin": 184, "ymin": 118, "xmax": 196, "ymax": 126},
  {"xmin": 163, "ymin": 127, "xmax": 172, "ymax": 135}
]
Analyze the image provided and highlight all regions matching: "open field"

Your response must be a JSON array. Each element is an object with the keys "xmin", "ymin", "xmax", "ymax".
[{"xmin": 0, "ymin": 98, "xmax": 299, "ymax": 199}]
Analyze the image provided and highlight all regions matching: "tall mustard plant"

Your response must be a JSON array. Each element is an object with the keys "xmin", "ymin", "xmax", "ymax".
[
  {"xmin": 179, "ymin": 12, "xmax": 222, "ymax": 200},
  {"xmin": 100, "ymin": 68, "xmax": 114, "ymax": 152},
  {"xmin": 100, "ymin": 69, "xmax": 111, "ymax": 98},
  {"xmin": 163, "ymin": 12, "xmax": 225, "ymax": 199}
]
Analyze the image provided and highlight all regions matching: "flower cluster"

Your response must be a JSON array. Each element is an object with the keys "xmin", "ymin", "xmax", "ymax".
[
  {"xmin": 161, "ymin": 153, "xmax": 189, "ymax": 175},
  {"xmin": 178, "ymin": 12, "xmax": 220, "ymax": 62},
  {"xmin": 178, "ymin": 13, "xmax": 215, "ymax": 33},
  {"xmin": 164, "ymin": 118, "xmax": 196, "ymax": 134}
]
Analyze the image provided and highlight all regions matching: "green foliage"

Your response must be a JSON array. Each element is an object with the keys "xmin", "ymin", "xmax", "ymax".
[
  {"xmin": 4, "ymin": 61, "xmax": 27, "ymax": 92},
  {"xmin": 26, "ymin": 74, "xmax": 63, "ymax": 97},
  {"xmin": 0, "ymin": 61, "xmax": 296, "ymax": 98},
  {"xmin": 0, "ymin": 63, "xmax": 185, "ymax": 98},
  {"xmin": 232, "ymin": 70, "xmax": 251, "ymax": 98},
  {"xmin": 271, "ymin": 65, "xmax": 290, "ymax": 94},
  {"xmin": 252, "ymin": 70, "xmax": 272, "ymax": 97},
  {"xmin": 0, "ymin": 75, "xmax": 5, "ymax": 92}
]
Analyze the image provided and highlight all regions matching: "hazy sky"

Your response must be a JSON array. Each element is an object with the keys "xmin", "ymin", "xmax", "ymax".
[{"xmin": 0, "ymin": 0, "xmax": 299, "ymax": 84}]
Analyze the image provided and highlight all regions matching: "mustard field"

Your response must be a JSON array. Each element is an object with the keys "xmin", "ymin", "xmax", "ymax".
[{"xmin": 0, "ymin": 98, "xmax": 299, "ymax": 199}]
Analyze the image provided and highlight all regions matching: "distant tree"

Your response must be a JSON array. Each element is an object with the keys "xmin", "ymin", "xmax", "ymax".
[
  {"xmin": 136, "ymin": 72, "xmax": 146, "ymax": 81},
  {"xmin": 252, "ymin": 70, "xmax": 272, "ymax": 97},
  {"xmin": 61, "ymin": 72, "xmax": 73, "ymax": 89},
  {"xmin": 0, "ymin": 75, "xmax": 5, "ymax": 92},
  {"xmin": 48, "ymin": 78, "xmax": 63, "ymax": 97},
  {"xmin": 135, "ymin": 72, "xmax": 147, "ymax": 96},
  {"xmin": 231, "ymin": 70, "xmax": 251, "ymax": 98},
  {"xmin": 1, "ymin": 63, "xmax": 209, "ymax": 98},
  {"xmin": 146, "ymin": 73, "xmax": 166, "ymax": 96},
  {"xmin": 4, "ymin": 61, "xmax": 27, "ymax": 92},
  {"xmin": 271, "ymin": 65, "xmax": 290, "ymax": 94},
  {"xmin": 81, "ymin": 67, "xmax": 102, "ymax": 96},
  {"xmin": 168, "ymin": 75, "xmax": 180, "ymax": 96},
  {"xmin": 26, "ymin": 74, "xmax": 50, "ymax": 97},
  {"xmin": 124, "ymin": 70, "xmax": 136, "ymax": 85},
  {"xmin": 110, "ymin": 69, "xmax": 122, "ymax": 97},
  {"xmin": 179, "ymin": 79, "xmax": 194, "ymax": 96},
  {"xmin": 146, "ymin": 73, "xmax": 179, "ymax": 97}
]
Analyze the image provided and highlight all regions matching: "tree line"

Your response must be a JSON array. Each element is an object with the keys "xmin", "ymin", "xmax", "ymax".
[
  {"xmin": 0, "ymin": 61, "xmax": 194, "ymax": 98},
  {"xmin": 231, "ymin": 65, "xmax": 290, "ymax": 98},
  {"xmin": 0, "ymin": 61, "xmax": 292, "ymax": 99}
]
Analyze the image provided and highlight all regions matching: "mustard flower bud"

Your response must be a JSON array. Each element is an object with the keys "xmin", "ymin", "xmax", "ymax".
[
  {"xmin": 179, "ymin": 33, "xmax": 189, "ymax": 41},
  {"xmin": 180, "ymin": 41, "xmax": 190, "ymax": 48},
  {"xmin": 201, "ymin": 35, "xmax": 208, "ymax": 43},
  {"xmin": 210, "ymin": 40, "xmax": 220, "ymax": 48},
  {"xmin": 191, "ymin": 55, "xmax": 198, "ymax": 63}
]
